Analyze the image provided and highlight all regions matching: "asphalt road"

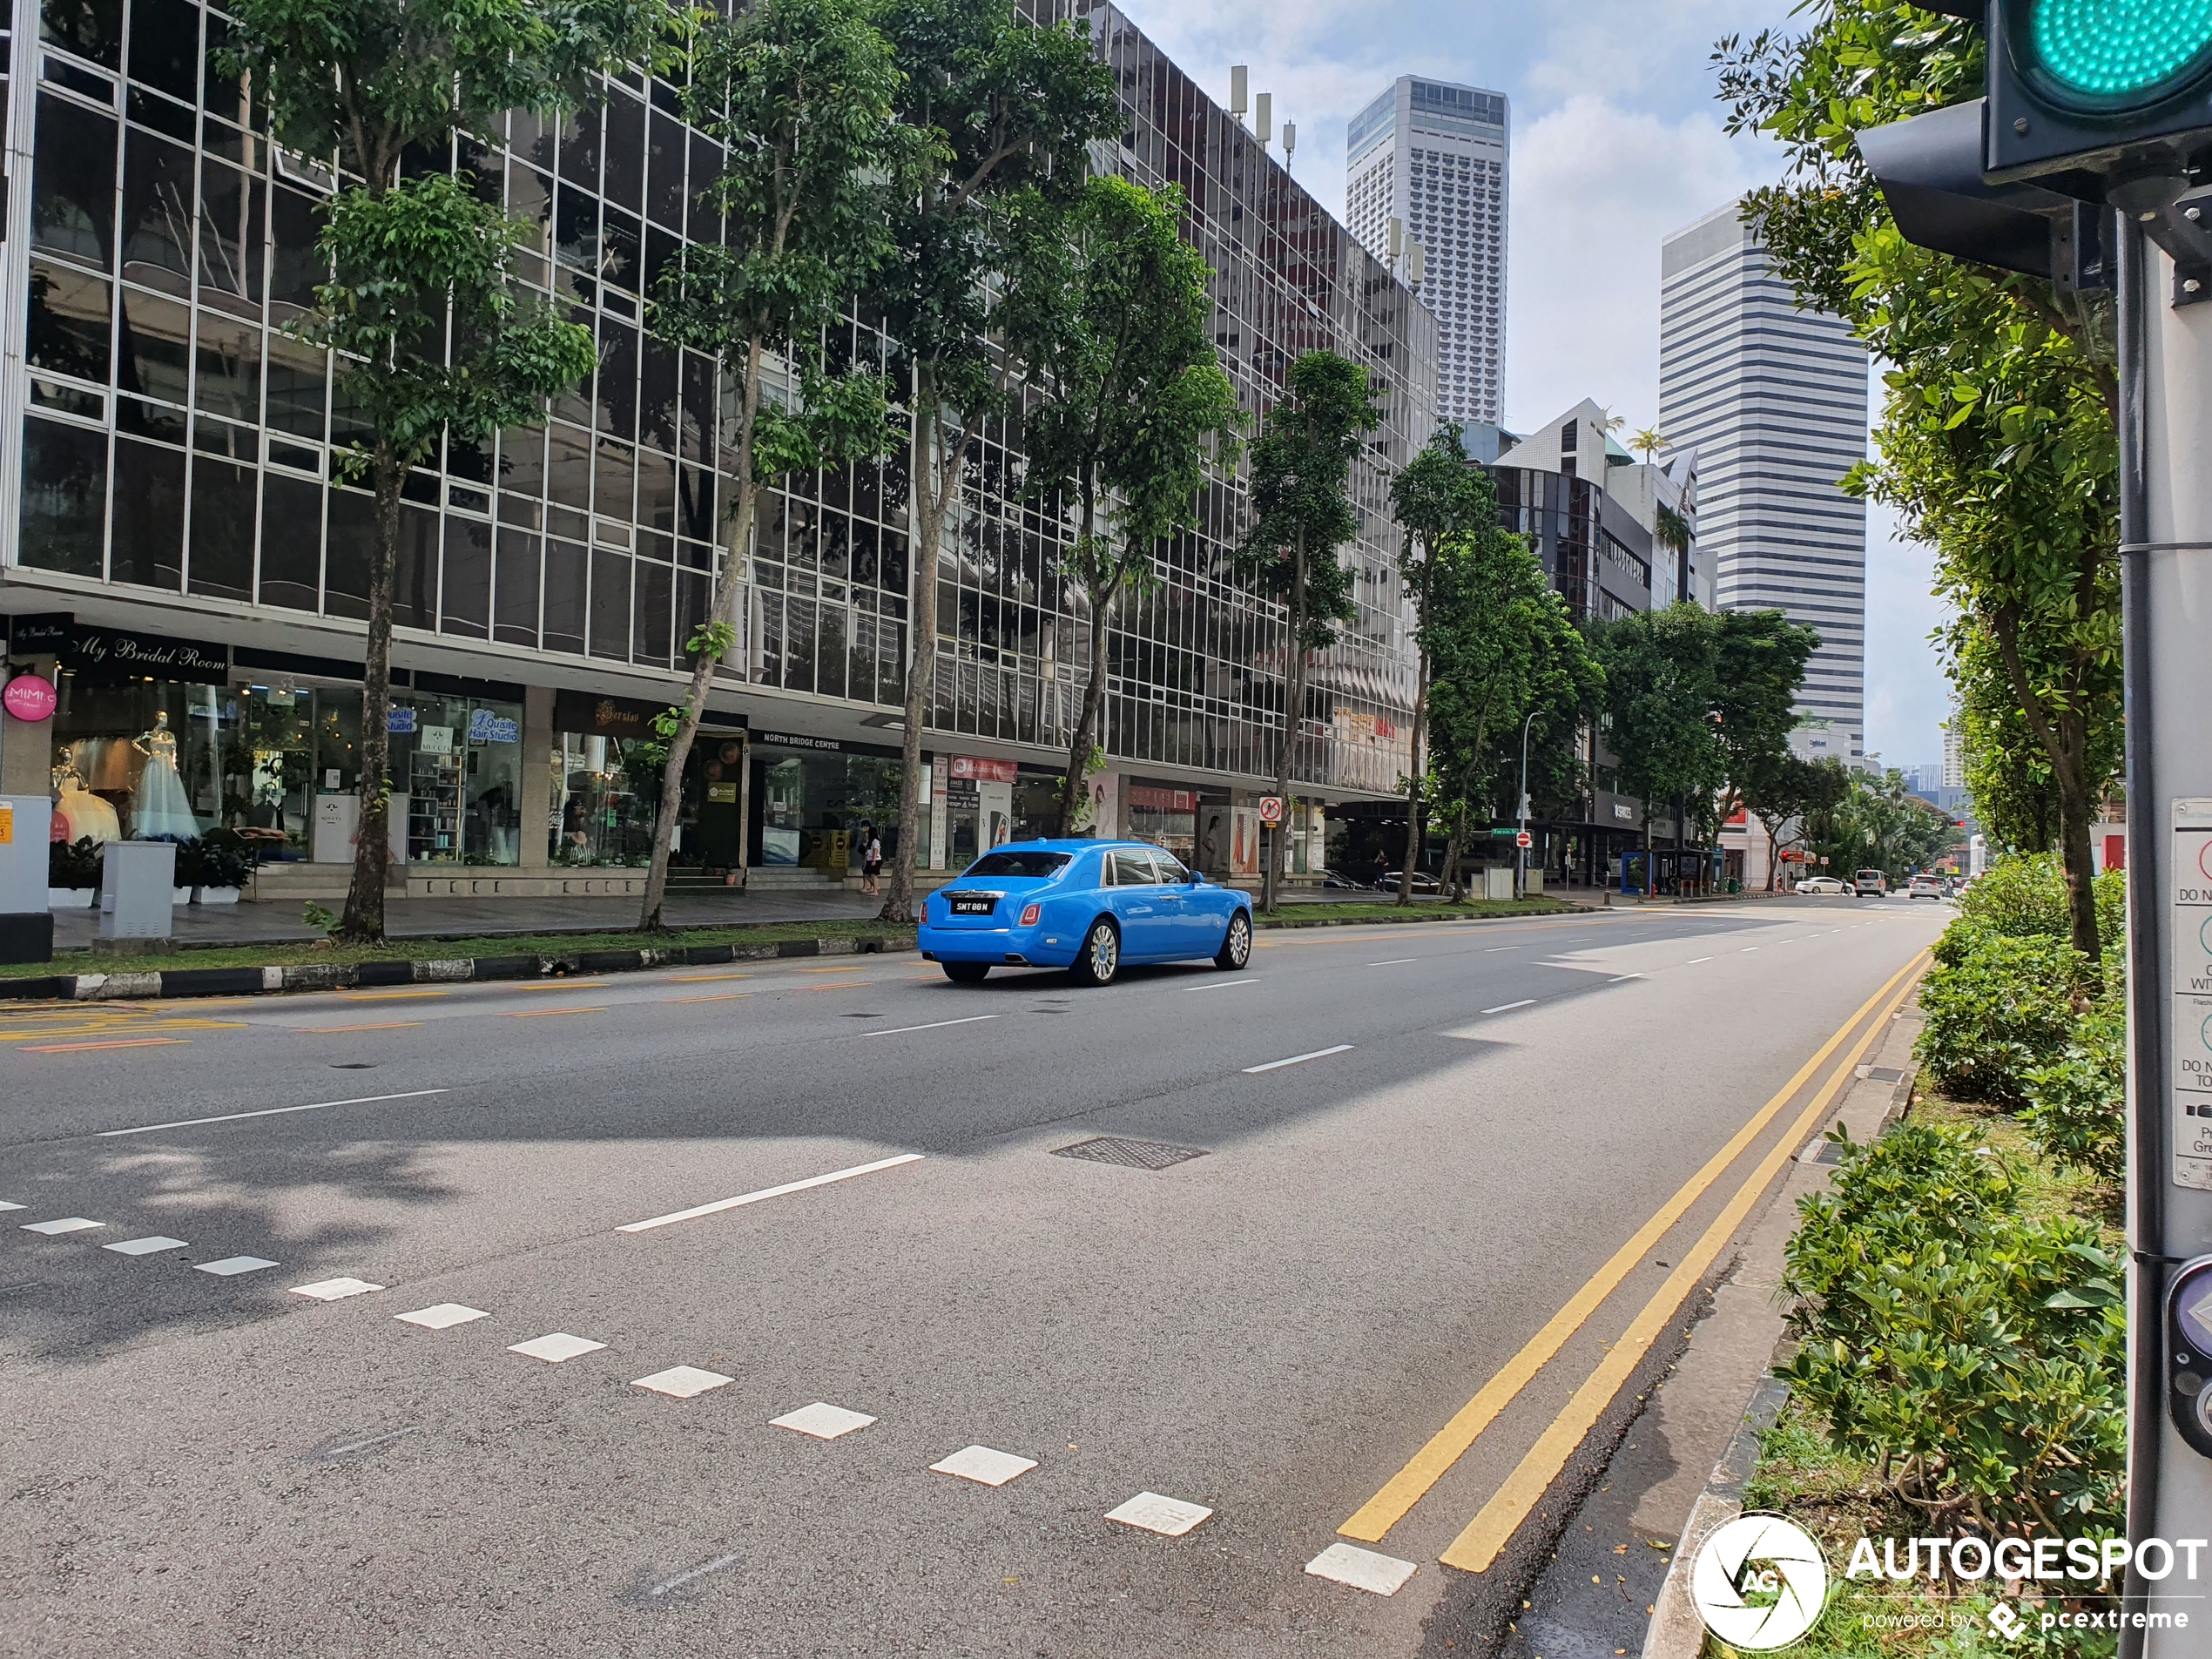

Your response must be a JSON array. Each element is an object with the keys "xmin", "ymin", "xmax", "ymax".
[{"xmin": 0, "ymin": 895, "xmax": 1946, "ymax": 1657}]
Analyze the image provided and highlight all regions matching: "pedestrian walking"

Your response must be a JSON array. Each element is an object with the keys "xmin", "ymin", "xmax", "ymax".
[{"xmin": 860, "ymin": 821, "xmax": 882, "ymax": 896}]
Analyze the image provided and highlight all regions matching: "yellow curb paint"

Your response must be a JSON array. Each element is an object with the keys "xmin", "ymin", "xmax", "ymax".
[
  {"xmin": 1433, "ymin": 954, "xmax": 1929, "ymax": 1574},
  {"xmin": 1338, "ymin": 948, "xmax": 1929, "ymax": 1546}
]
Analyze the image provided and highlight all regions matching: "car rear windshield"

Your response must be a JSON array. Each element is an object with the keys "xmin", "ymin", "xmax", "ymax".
[
  {"xmin": 965, "ymin": 852, "xmax": 1070, "ymax": 878},
  {"xmin": 1858, "ymin": 870, "xmax": 1883, "ymax": 880}
]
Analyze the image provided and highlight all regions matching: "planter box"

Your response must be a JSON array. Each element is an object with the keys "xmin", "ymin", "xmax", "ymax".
[
  {"xmin": 172, "ymin": 887, "xmax": 192, "ymax": 905},
  {"xmin": 48, "ymin": 888, "xmax": 96, "ymax": 909},
  {"xmin": 194, "ymin": 886, "xmax": 241, "ymax": 905}
]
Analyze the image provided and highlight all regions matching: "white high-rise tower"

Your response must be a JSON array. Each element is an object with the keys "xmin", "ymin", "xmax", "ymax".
[
  {"xmin": 1345, "ymin": 78, "xmax": 1509, "ymax": 427},
  {"xmin": 1659, "ymin": 201, "xmax": 1870, "ymax": 755}
]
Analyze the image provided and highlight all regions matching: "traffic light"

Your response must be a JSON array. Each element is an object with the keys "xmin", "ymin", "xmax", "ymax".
[
  {"xmin": 1986, "ymin": 0, "xmax": 2212, "ymax": 182},
  {"xmin": 1855, "ymin": 1, "xmax": 2212, "ymax": 299}
]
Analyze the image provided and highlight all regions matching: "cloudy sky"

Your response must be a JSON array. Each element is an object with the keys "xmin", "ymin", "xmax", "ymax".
[{"xmin": 1122, "ymin": 0, "xmax": 1952, "ymax": 771}]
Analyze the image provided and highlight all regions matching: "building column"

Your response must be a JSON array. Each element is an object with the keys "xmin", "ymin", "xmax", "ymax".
[
  {"xmin": 518, "ymin": 684, "xmax": 553, "ymax": 871},
  {"xmin": 0, "ymin": 657, "xmax": 58, "ymax": 796}
]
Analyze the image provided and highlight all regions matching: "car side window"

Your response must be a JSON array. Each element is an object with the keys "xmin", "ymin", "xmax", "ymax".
[
  {"xmin": 1110, "ymin": 849, "xmax": 1157, "ymax": 887},
  {"xmin": 1150, "ymin": 851, "xmax": 1190, "ymax": 884}
]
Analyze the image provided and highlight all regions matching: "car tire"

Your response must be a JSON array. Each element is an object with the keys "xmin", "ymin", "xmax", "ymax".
[
  {"xmin": 1069, "ymin": 917, "xmax": 1119, "ymax": 987},
  {"xmin": 1214, "ymin": 909, "xmax": 1252, "ymax": 971},
  {"xmin": 943, "ymin": 961, "xmax": 989, "ymax": 984}
]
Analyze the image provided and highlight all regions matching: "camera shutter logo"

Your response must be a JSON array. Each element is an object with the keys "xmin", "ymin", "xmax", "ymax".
[{"xmin": 1689, "ymin": 1514, "xmax": 1829, "ymax": 1650}]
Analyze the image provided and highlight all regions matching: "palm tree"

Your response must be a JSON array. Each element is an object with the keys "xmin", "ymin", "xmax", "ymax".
[{"xmin": 1630, "ymin": 425, "xmax": 1670, "ymax": 462}]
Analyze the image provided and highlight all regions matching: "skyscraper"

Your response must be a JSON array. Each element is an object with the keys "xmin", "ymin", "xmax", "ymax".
[
  {"xmin": 1659, "ymin": 201, "xmax": 1870, "ymax": 755},
  {"xmin": 1346, "ymin": 78, "xmax": 1509, "ymax": 426}
]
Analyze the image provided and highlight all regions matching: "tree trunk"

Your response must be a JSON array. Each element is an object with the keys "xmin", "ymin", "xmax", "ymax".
[
  {"xmin": 1056, "ymin": 489, "xmax": 1110, "ymax": 839},
  {"xmin": 1440, "ymin": 821, "xmax": 1463, "ymax": 904},
  {"xmin": 1398, "ymin": 648, "xmax": 1428, "ymax": 906},
  {"xmin": 881, "ymin": 370, "xmax": 957, "ymax": 924},
  {"xmin": 1267, "ymin": 526, "xmax": 1309, "ymax": 915},
  {"xmin": 1987, "ymin": 604, "xmax": 2102, "ymax": 968},
  {"xmin": 338, "ymin": 448, "xmax": 403, "ymax": 943},
  {"xmin": 640, "ymin": 340, "xmax": 763, "ymax": 932}
]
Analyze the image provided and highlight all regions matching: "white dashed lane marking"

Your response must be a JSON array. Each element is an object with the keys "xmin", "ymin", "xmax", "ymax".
[
  {"xmin": 24, "ymin": 1217, "xmax": 105, "ymax": 1235},
  {"xmin": 292, "ymin": 1278, "xmax": 383, "ymax": 1301},
  {"xmin": 196, "ymin": 1256, "xmax": 279, "ymax": 1277},
  {"xmin": 1306, "ymin": 1541, "xmax": 1419, "ymax": 1595},
  {"xmin": 1481, "ymin": 1000, "xmax": 1535, "ymax": 1015},
  {"xmin": 617, "ymin": 1152, "xmax": 926, "ymax": 1234},
  {"xmin": 98, "ymin": 1089, "xmax": 450, "ymax": 1138},
  {"xmin": 857, "ymin": 1014, "xmax": 999, "ymax": 1037},
  {"xmin": 396, "ymin": 1304, "xmax": 489, "ymax": 1330},
  {"xmin": 1105, "ymin": 1493, "xmax": 1212, "ymax": 1536},
  {"xmin": 633, "ymin": 1366, "xmax": 733, "ymax": 1399},
  {"xmin": 509, "ymin": 1332, "xmax": 605, "ymax": 1363},
  {"xmin": 772, "ymin": 1402, "xmax": 876, "ymax": 1440},
  {"xmin": 1242, "ymin": 1044, "xmax": 1355, "ymax": 1075},
  {"xmin": 930, "ymin": 1445, "xmax": 1038, "ymax": 1487}
]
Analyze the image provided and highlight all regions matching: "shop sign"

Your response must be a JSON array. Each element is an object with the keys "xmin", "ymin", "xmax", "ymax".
[
  {"xmin": 34, "ymin": 620, "xmax": 229, "ymax": 684},
  {"xmin": 754, "ymin": 728, "xmax": 844, "ymax": 753},
  {"xmin": 949, "ymin": 755, "xmax": 1017, "ymax": 784},
  {"xmin": 3, "ymin": 674, "xmax": 57, "ymax": 722},
  {"xmin": 467, "ymin": 707, "xmax": 519, "ymax": 744},
  {"xmin": 554, "ymin": 689, "xmax": 674, "ymax": 737},
  {"xmin": 420, "ymin": 725, "xmax": 455, "ymax": 755},
  {"xmin": 706, "ymin": 782, "xmax": 738, "ymax": 804},
  {"xmin": 388, "ymin": 705, "xmax": 419, "ymax": 734},
  {"xmin": 1130, "ymin": 786, "xmax": 1196, "ymax": 813}
]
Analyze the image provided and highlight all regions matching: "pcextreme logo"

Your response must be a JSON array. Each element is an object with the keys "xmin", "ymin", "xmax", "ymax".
[{"xmin": 1690, "ymin": 1513, "xmax": 1831, "ymax": 1651}]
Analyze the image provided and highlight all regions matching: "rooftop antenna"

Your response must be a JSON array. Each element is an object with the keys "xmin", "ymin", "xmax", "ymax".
[
  {"xmin": 1387, "ymin": 216, "xmax": 1403, "ymax": 259},
  {"xmin": 1408, "ymin": 242, "xmax": 1425, "ymax": 287},
  {"xmin": 1282, "ymin": 121, "xmax": 1296, "ymax": 168},
  {"xmin": 1254, "ymin": 91, "xmax": 1272, "ymax": 146},
  {"xmin": 1230, "ymin": 66, "xmax": 1248, "ymax": 125}
]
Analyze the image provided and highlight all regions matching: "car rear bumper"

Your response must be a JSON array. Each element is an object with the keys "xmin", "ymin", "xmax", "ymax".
[{"xmin": 918, "ymin": 923, "xmax": 1076, "ymax": 968}]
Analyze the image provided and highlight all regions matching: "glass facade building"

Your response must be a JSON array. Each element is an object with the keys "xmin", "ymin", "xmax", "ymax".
[{"xmin": 0, "ymin": 0, "xmax": 1435, "ymax": 890}]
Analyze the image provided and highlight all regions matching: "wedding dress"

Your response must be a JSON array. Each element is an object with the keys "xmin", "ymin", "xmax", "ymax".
[
  {"xmin": 130, "ymin": 712, "xmax": 202, "ymax": 840},
  {"xmin": 54, "ymin": 770, "xmax": 120, "ymax": 845}
]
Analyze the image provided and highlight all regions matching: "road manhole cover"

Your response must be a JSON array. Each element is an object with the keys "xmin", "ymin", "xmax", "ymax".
[
  {"xmin": 1051, "ymin": 1136, "xmax": 1209, "ymax": 1171},
  {"xmin": 1865, "ymin": 1066, "xmax": 1905, "ymax": 1084},
  {"xmin": 1806, "ymin": 1140, "xmax": 1850, "ymax": 1166}
]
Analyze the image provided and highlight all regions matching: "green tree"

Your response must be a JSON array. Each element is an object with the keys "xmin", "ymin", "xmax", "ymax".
[
  {"xmin": 222, "ymin": 0, "xmax": 671, "ymax": 942},
  {"xmin": 1007, "ymin": 178, "xmax": 1241, "ymax": 837},
  {"xmin": 871, "ymin": 0, "xmax": 1119, "ymax": 919},
  {"xmin": 635, "ymin": 0, "xmax": 912, "ymax": 931},
  {"xmin": 1387, "ymin": 422, "xmax": 1492, "ymax": 904},
  {"xmin": 1711, "ymin": 609, "xmax": 1822, "ymax": 826},
  {"xmin": 1236, "ymin": 351, "xmax": 1379, "ymax": 912},
  {"xmin": 1421, "ymin": 497, "xmax": 1602, "ymax": 900},
  {"xmin": 1715, "ymin": 3, "xmax": 2120, "ymax": 967},
  {"xmin": 1593, "ymin": 604, "xmax": 1726, "ymax": 890},
  {"xmin": 1743, "ymin": 753, "xmax": 1850, "ymax": 891}
]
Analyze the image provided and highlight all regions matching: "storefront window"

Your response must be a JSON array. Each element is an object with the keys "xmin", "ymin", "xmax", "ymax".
[
  {"xmin": 552, "ymin": 731, "xmax": 665, "ymax": 867},
  {"xmin": 50, "ymin": 676, "xmax": 226, "ymax": 846},
  {"xmin": 394, "ymin": 694, "xmax": 523, "ymax": 864},
  {"xmin": 748, "ymin": 745, "xmax": 902, "ymax": 870},
  {"xmin": 1125, "ymin": 782, "xmax": 1197, "ymax": 865}
]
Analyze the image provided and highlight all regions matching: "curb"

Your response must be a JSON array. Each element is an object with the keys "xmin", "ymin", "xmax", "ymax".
[
  {"xmin": 0, "ymin": 934, "xmax": 913, "ymax": 1004},
  {"xmin": 1255, "ymin": 903, "xmax": 1578, "ymax": 929}
]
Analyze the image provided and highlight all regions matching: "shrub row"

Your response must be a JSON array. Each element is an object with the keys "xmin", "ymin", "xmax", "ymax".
[
  {"xmin": 48, "ymin": 833, "xmax": 254, "ymax": 891},
  {"xmin": 1778, "ymin": 1121, "xmax": 2126, "ymax": 1539},
  {"xmin": 1913, "ymin": 853, "xmax": 2125, "ymax": 1180}
]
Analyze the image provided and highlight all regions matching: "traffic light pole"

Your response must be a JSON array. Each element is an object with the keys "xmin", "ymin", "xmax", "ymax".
[{"xmin": 2119, "ymin": 218, "xmax": 2212, "ymax": 1659}]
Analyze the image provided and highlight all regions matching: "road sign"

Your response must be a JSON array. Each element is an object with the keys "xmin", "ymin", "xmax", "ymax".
[
  {"xmin": 1514, "ymin": 830, "xmax": 1532, "ymax": 849},
  {"xmin": 1257, "ymin": 796, "xmax": 1284, "ymax": 826}
]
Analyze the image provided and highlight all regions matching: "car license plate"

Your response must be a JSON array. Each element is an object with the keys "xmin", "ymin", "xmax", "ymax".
[{"xmin": 949, "ymin": 895, "xmax": 995, "ymax": 916}]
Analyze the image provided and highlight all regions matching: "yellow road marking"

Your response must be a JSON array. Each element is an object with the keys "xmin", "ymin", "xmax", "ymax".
[
  {"xmin": 509, "ymin": 980, "xmax": 608, "ymax": 991},
  {"xmin": 344, "ymin": 990, "xmax": 449, "ymax": 1001},
  {"xmin": 20, "ymin": 1036, "xmax": 194, "ymax": 1054},
  {"xmin": 0, "ymin": 1019, "xmax": 246, "ymax": 1040},
  {"xmin": 789, "ymin": 980, "xmax": 865, "ymax": 992},
  {"xmin": 671, "ymin": 973, "xmax": 752, "ymax": 982},
  {"xmin": 796, "ymin": 962, "xmax": 870, "ymax": 973},
  {"xmin": 1339, "ymin": 948, "xmax": 1929, "ymax": 1545},
  {"xmin": 672, "ymin": 993, "xmax": 753, "ymax": 1003},
  {"xmin": 503, "ymin": 1007, "xmax": 605, "ymax": 1017},
  {"xmin": 297, "ymin": 1022, "xmax": 424, "ymax": 1033},
  {"xmin": 1434, "ymin": 953, "xmax": 1929, "ymax": 1573}
]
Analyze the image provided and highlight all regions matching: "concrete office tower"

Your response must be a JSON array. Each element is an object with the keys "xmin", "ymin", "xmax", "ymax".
[
  {"xmin": 1659, "ymin": 201, "xmax": 1870, "ymax": 756},
  {"xmin": 1346, "ymin": 78, "xmax": 1509, "ymax": 426}
]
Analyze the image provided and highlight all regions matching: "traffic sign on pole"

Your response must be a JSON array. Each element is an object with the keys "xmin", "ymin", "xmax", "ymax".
[
  {"xmin": 1514, "ymin": 830, "xmax": 1532, "ymax": 849},
  {"xmin": 1258, "ymin": 796, "xmax": 1284, "ymax": 826}
]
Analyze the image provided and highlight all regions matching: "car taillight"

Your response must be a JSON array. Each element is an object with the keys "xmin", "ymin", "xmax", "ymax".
[{"xmin": 1020, "ymin": 903, "xmax": 1041, "ymax": 926}]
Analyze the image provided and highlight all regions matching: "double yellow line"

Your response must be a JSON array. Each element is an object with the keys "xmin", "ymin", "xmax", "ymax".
[{"xmin": 1339, "ymin": 948, "xmax": 1930, "ymax": 1570}]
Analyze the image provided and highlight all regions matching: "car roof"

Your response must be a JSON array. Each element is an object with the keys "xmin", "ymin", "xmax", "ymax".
[{"xmin": 978, "ymin": 839, "xmax": 1154, "ymax": 854}]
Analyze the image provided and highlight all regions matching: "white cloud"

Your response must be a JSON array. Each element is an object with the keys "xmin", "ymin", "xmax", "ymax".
[{"xmin": 1502, "ymin": 94, "xmax": 1776, "ymax": 431}]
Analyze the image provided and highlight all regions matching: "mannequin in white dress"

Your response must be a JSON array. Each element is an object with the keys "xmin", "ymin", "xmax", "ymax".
[
  {"xmin": 52, "ymin": 763, "xmax": 120, "ymax": 845},
  {"xmin": 130, "ymin": 710, "xmax": 203, "ymax": 839}
]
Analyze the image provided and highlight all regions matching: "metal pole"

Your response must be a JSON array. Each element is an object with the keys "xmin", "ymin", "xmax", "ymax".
[
  {"xmin": 1517, "ymin": 711, "xmax": 1537, "ymax": 900},
  {"xmin": 2124, "ymin": 216, "xmax": 2212, "ymax": 1659}
]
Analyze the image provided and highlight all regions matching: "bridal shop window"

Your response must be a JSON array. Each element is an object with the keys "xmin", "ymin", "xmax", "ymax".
[{"xmin": 48, "ymin": 677, "xmax": 226, "ymax": 845}]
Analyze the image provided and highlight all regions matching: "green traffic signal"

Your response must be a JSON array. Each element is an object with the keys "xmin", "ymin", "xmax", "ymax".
[{"xmin": 2020, "ymin": 0, "xmax": 2212, "ymax": 109}]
